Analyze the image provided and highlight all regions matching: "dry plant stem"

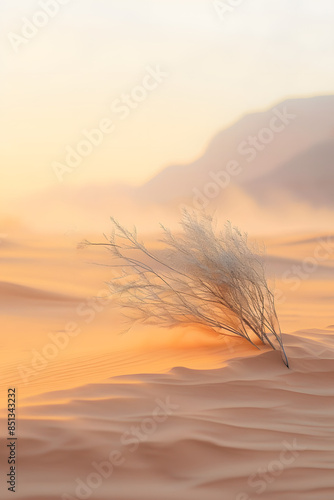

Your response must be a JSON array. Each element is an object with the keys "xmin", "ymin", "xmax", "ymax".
[{"xmin": 84, "ymin": 212, "xmax": 289, "ymax": 368}]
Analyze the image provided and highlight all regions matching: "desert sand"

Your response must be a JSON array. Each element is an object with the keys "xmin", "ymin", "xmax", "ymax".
[{"xmin": 0, "ymin": 231, "xmax": 334, "ymax": 500}]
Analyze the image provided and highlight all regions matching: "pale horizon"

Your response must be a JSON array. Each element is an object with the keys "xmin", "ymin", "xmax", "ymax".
[{"xmin": 1, "ymin": 0, "xmax": 334, "ymax": 204}]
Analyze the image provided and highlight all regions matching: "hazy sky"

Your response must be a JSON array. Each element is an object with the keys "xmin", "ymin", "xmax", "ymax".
[{"xmin": 1, "ymin": 0, "xmax": 334, "ymax": 202}]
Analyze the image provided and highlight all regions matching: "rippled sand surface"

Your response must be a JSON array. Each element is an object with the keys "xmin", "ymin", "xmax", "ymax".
[{"xmin": 0, "ymin": 233, "xmax": 333, "ymax": 499}]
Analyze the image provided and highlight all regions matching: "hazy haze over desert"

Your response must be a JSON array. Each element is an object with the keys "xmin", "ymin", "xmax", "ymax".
[{"xmin": 1, "ymin": 1, "xmax": 334, "ymax": 499}]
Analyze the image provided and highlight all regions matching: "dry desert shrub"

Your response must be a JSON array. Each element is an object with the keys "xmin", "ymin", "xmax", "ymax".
[{"xmin": 84, "ymin": 212, "xmax": 289, "ymax": 367}]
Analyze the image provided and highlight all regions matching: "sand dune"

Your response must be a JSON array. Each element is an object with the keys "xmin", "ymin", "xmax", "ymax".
[
  {"xmin": 0, "ymin": 232, "xmax": 333, "ymax": 499},
  {"xmin": 0, "ymin": 281, "xmax": 79, "ymax": 306},
  {"xmin": 1, "ymin": 330, "xmax": 333, "ymax": 500}
]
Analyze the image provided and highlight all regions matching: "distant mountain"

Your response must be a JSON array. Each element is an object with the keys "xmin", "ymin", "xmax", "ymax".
[
  {"xmin": 15, "ymin": 95, "xmax": 334, "ymax": 233},
  {"xmin": 245, "ymin": 140, "xmax": 334, "ymax": 208},
  {"xmin": 136, "ymin": 95, "xmax": 334, "ymax": 205}
]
